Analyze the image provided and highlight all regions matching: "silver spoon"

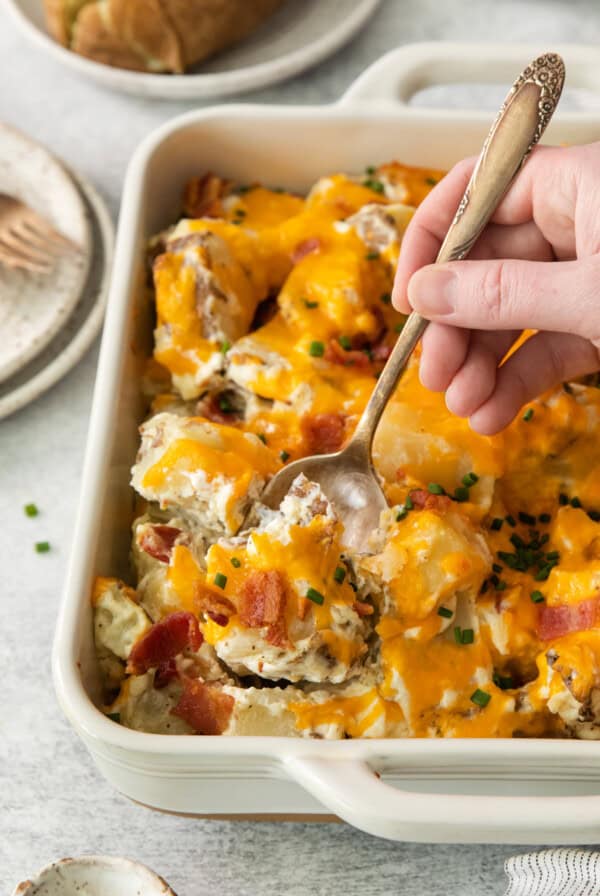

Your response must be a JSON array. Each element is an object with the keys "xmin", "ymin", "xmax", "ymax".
[{"xmin": 258, "ymin": 52, "xmax": 565, "ymax": 550}]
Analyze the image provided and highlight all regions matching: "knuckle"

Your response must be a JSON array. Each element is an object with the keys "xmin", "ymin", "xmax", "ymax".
[{"xmin": 478, "ymin": 261, "xmax": 508, "ymax": 324}]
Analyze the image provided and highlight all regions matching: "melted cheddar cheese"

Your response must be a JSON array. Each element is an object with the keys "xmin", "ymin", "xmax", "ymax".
[{"xmin": 93, "ymin": 162, "xmax": 600, "ymax": 741}]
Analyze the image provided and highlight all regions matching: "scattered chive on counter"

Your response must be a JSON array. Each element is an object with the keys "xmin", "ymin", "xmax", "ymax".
[
  {"xmin": 306, "ymin": 587, "xmax": 324, "ymax": 605},
  {"xmin": 214, "ymin": 572, "xmax": 227, "ymax": 589},
  {"xmin": 35, "ymin": 541, "xmax": 50, "ymax": 553},
  {"xmin": 24, "ymin": 503, "xmax": 39, "ymax": 517}
]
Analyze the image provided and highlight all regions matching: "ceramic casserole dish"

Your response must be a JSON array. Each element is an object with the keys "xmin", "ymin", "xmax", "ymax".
[{"xmin": 54, "ymin": 42, "xmax": 600, "ymax": 843}]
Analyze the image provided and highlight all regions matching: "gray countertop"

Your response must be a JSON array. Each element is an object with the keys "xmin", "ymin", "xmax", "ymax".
[{"xmin": 3, "ymin": 1, "xmax": 600, "ymax": 892}]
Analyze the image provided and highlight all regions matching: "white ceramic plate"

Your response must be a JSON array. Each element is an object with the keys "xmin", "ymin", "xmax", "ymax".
[
  {"xmin": 0, "ymin": 124, "xmax": 91, "ymax": 383},
  {"xmin": 0, "ymin": 169, "xmax": 113, "ymax": 420},
  {"xmin": 4, "ymin": 0, "xmax": 382, "ymax": 100},
  {"xmin": 12, "ymin": 855, "xmax": 177, "ymax": 896}
]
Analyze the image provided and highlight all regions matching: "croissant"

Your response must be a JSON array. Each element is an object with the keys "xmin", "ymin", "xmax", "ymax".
[{"xmin": 44, "ymin": 0, "xmax": 283, "ymax": 74}]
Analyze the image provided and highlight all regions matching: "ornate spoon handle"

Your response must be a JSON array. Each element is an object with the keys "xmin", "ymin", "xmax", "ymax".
[{"xmin": 350, "ymin": 52, "xmax": 565, "ymax": 456}]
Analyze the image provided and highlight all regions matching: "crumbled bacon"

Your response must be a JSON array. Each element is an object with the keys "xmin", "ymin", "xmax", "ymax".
[
  {"xmin": 324, "ymin": 339, "xmax": 371, "ymax": 369},
  {"xmin": 183, "ymin": 173, "xmax": 231, "ymax": 219},
  {"xmin": 127, "ymin": 612, "xmax": 203, "ymax": 675},
  {"xmin": 291, "ymin": 237, "xmax": 321, "ymax": 263},
  {"xmin": 194, "ymin": 583, "xmax": 236, "ymax": 626},
  {"xmin": 409, "ymin": 488, "xmax": 452, "ymax": 513},
  {"xmin": 353, "ymin": 600, "xmax": 374, "ymax": 617},
  {"xmin": 138, "ymin": 525, "xmax": 182, "ymax": 564},
  {"xmin": 301, "ymin": 412, "xmax": 346, "ymax": 455},
  {"xmin": 154, "ymin": 658, "xmax": 178, "ymax": 690},
  {"xmin": 171, "ymin": 676, "xmax": 234, "ymax": 735},
  {"xmin": 239, "ymin": 570, "xmax": 289, "ymax": 646},
  {"xmin": 537, "ymin": 597, "xmax": 600, "ymax": 641},
  {"xmin": 195, "ymin": 394, "xmax": 240, "ymax": 425}
]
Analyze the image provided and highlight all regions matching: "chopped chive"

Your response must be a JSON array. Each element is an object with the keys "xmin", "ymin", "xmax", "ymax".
[
  {"xmin": 233, "ymin": 208, "xmax": 246, "ymax": 217},
  {"xmin": 539, "ymin": 513, "xmax": 551, "ymax": 524},
  {"xmin": 490, "ymin": 573, "xmax": 500, "ymax": 586},
  {"xmin": 405, "ymin": 496, "xmax": 414, "ymax": 510},
  {"xmin": 365, "ymin": 165, "xmax": 376, "ymax": 175},
  {"xmin": 220, "ymin": 340, "xmax": 231, "ymax": 354},
  {"xmin": 35, "ymin": 541, "xmax": 50, "ymax": 553},
  {"xmin": 495, "ymin": 581, "xmax": 507, "ymax": 592},
  {"xmin": 546, "ymin": 551, "xmax": 560, "ymax": 562},
  {"xmin": 480, "ymin": 580, "xmax": 489, "ymax": 595},
  {"xmin": 309, "ymin": 340, "xmax": 325, "ymax": 358},
  {"xmin": 338, "ymin": 335, "xmax": 352, "ymax": 350},
  {"xmin": 257, "ymin": 433, "xmax": 267, "ymax": 444},
  {"xmin": 523, "ymin": 408, "xmax": 534, "ymax": 422},
  {"xmin": 530, "ymin": 590, "xmax": 545, "ymax": 604},
  {"xmin": 214, "ymin": 572, "xmax": 227, "ymax": 589},
  {"xmin": 589, "ymin": 511, "xmax": 600, "ymax": 522},
  {"xmin": 365, "ymin": 251, "xmax": 379, "ymax": 261},
  {"xmin": 461, "ymin": 628, "xmax": 474, "ymax": 644},
  {"xmin": 493, "ymin": 673, "xmax": 514, "ymax": 691},
  {"xmin": 535, "ymin": 565, "xmax": 552, "ymax": 582},
  {"xmin": 362, "ymin": 178, "xmax": 385, "ymax": 194},
  {"xmin": 492, "ymin": 563, "xmax": 503, "ymax": 574},
  {"xmin": 571, "ymin": 496, "xmax": 582, "ymax": 509},
  {"xmin": 333, "ymin": 566, "xmax": 346, "ymax": 584},
  {"xmin": 280, "ymin": 450, "xmax": 290, "ymax": 462},
  {"xmin": 428, "ymin": 483, "xmax": 445, "ymax": 495},
  {"xmin": 438, "ymin": 606, "xmax": 453, "ymax": 619},
  {"xmin": 462, "ymin": 472, "xmax": 479, "ymax": 488},
  {"xmin": 24, "ymin": 503, "xmax": 39, "ymax": 517},
  {"xmin": 303, "ymin": 299, "xmax": 319, "ymax": 309},
  {"xmin": 454, "ymin": 626, "xmax": 463, "ymax": 645},
  {"xmin": 518, "ymin": 511, "xmax": 536, "ymax": 526},
  {"xmin": 306, "ymin": 587, "xmax": 324, "ymax": 605},
  {"xmin": 505, "ymin": 514, "xmax": 516, "ymax": 527},
  {"xmin": 470, "ymin": 688, "xmax": 491, "ymax": 708},
  {"xmin": 380, "ymin": 292, "xmax": 392, "ymax": 305},
  {"xmin": 107, "ymin": 712, "xmax": 121, "ymax": 723},
  {"xmin": 425, "ymin": 176, "xmax": 438, "ymax": 186},
  {"xmin": 396, "ymin": 508, "xmax": 408, "ymax": 522},
  {"xmin": 349, "ymin": 582, "xmax": 358, "ymax": 593},
  {"xmin": 218, "ymin": 395, "xmax": 234, "ymax": 413},
  {"xmin": 453, "ymin": 486, "xmax": 469, "ymax": 503},
  {"xmin": 490, "ymin": 518, "xmax": 504, "ymax": 532},
  {"xmin": 237, "ymin": 185, "xmax": 253, "ymax": 194},
  {"xmin": 559, "ymin": 492, "xmax": 569, "ymax": 506},
  {"xmin": 230, "ymin": 557, "xmax": 241, "ymax": 569},
  {"xmin": 394, "ymin": 322, "xmax": 404, "ymax": 333}
]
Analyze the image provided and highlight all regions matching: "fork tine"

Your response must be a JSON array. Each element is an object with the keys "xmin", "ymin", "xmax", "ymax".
[
  {"xmin": 0, "ymin": 242, "xmax": 52, "ymax": 274},
  {"xmin": 0, "ymin": 229, "xmax": 55, "ymax": 267},
  {"xmin": 22, "ymin": 214, "xmax": 79, "ymax": 251},
  {"xmin": 0, "ymin": 233, "xmax": 52, "ymax": 272},
  {"xmin": 11, "ymin": 220, "xmax": 56, "ymax": 252}
]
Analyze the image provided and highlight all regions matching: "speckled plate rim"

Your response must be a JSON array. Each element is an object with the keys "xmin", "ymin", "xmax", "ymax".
[
  {"xmin": 0, "ymin": 170, "xmax": 113, "ymax": 421},
  {"xmin": 0, "ymin": 122, "xmax": 92, "ymax": 383},
  {"xmin": 11, "ymin": 854, "xmax": 177, "ymax": 896},
  {"xmin": 4, "ymin": 0, "xmax": 382, "ymax": 100}
]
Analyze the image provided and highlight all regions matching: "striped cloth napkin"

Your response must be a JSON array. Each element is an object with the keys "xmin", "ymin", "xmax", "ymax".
[{"xmin": 505, "ymin": 850, "xmax": 600, "ymax": 895}]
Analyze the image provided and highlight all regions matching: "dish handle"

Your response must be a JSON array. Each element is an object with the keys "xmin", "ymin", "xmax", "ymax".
[
  {"xmin": 286, "ymin": 756, "xmax": 600, "ymax": 842},
  {"xmin": 338, "ymin": 42, "xmax": 600, "ymax": 111}
]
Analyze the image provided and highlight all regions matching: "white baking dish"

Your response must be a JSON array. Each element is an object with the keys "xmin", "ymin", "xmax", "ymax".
[{"xmin": 54, "ymin": 42, "xmax": 600, "ymax": 843}]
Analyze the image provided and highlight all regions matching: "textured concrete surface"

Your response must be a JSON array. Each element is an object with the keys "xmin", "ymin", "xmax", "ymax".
[{"xmin": 3, "ymin": 1, "xmax": 600, "ymax": 892}]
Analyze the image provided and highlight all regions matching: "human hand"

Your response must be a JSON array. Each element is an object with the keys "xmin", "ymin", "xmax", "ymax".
[{"xmin": 392, "ymin": 143, "xmax": 600, "ymax": 434}]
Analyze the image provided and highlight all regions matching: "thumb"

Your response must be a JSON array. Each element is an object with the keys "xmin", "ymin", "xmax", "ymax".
[{"xmin": 407, "ymin": 256, "xmax": 600, "ymax": 339}]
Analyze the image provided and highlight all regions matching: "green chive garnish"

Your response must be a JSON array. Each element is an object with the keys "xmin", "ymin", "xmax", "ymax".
[
  {"xmin": 558, "ymin": 492, "xmax": 569, "ymax": 506},
  {"xmin": 493, "ymin": 673, "xmax": 514, "ymax": 691},
  {"xmin": 495, "ymin": 581, "xmax": 507, "ymax": 592},
  {"xmin": 461, "ymin": 628, "xmax": 475, "ymax": 644},
  {"xmin": 214, "ymin": 572, "xmax": 227, "ymax": 589},
  {"xmin": 280, "ymin": 450, "xmax": 290, "ymax": 462},
  {"xmin": 589, "ymin": 511, "xmax": 600, "ymax": 522},
  {"xmin": 425, "ymin": 176, "xmax": 438, "ymax": 186},
  {"xmin": 396, "ymin": 509, "xmax": 408, "ymax": 522},
  {"xmin": 470, "ymin": 688, "xmax": 491, "ymax": 708},
  {"xmin": 365, "ymin": 251, "xmax": 379, "ymax": 260},
  {"xmin": 218, "ymin": 396, "xmax": 233, "ymax": 413},
  {"xmin": 365, "ymin": 165, "xmax": 376, "ymax": 175},
  {"xmin": 453, "ymin": 486, "xmax": 469, "ymax": 502},
  {"xmin": 306, "ymin": 587, "xmax": 324, "ymax": 605},
  {"xmin": 24, "ymin": 503, "xmax": 39, "ymax": 517},
  {"xmin": 571, "ymin": 496, "xmax": 582, "ymax": 509},
  {"xmin": 230, "ymin": 557, "xmax": 241, "ymax": 569},
  {"xmin": 438, "ymin": 606, "xmax": 453, "ymax": 619},
  {"xmin": 405, "ymin": 496, "xmax": 414, "ymax": 510},
  {"xmin": 394, "ymin": 322, "xmax": 404, "ymax": 333},
  {"xmin": 539, "ymin": 513, "xmax": 551, "ymax": 524},
  {"xmin": 380, "ymin": 292, "xmax": 392, "ymax": 305},
  {"xmin": 220, "ymin": 340, "xmax": 231, "ymax": 354},
  {"xmin": 462, "ymin": 472, "xmax": 479, "ymax": 487},
  {"xmin": 362, "ymin": 178, "xmax": 385, "ymax": 194},
  {"xmin": 303, "ymin": 299, "xmax": 319, "ymax": 309},
  {"xmin": 35, "ymin": 541, "xmax": 50, "ymax": 553},
  {"xmin": 490, "ymin": 518, "xmax": 503, "ymax": 531},
  {"xmin": 107, "ymin": 712, "xmax": 121, "ymax": 723},
  {"xmin": 257, "ymin": 433, "xmax": 267, "ymax": 444},
  {"xmin": 333, "ymin": 566, "xmax": 346, "ymax": 584},
  {"xmin": 530, "ymin": 590, "xmax": 545, "ymax": 604},
  {"xmin": 339, "ymin": 335, "xmax": 352, "ymax": 350},
  {"xmin": 523, "ymin": 408, "xmax": 534, "ymax": 422},
  {"xmin": 518, "ymin": 511, "xmax": 536, "ymax": 526},
  {"xmin": 428, "ymin": 483, "xmax": 445, "ymax": 495},
  {"xmin": 309, "ymin": 340, "xmax": 325, "ymax": 358},
  {"xmin": 492, "ymin": 563, "xmax": 503, "ymax": 574},
  {"xmin": 505, "ymin": 514, "xmax": 516, "ymax": 527}
]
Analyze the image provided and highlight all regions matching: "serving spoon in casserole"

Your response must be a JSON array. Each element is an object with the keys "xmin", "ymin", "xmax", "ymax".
[{"xmin": 258, "ymin": 52, "xmax": 565, "ymax": 550}]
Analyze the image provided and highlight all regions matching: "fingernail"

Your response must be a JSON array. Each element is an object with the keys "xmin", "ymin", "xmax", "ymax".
[{"xmin": 407, "ymin": 267, "xmax": 458, "ymax": 316}]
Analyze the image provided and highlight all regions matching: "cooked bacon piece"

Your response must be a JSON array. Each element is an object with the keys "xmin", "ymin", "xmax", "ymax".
[
  {"xmin": 409, "ymin": 488, "xmax": 452, "ymax": 513},
  {"xmin": 537, "ymin": 597, "xmax": 600, "ymax": 641},
  {"xmin": 353, "ymin": 600, "xmax": 374, "ymax": 617},
  {"xmin": 291, "ymin": 236, "xmax": 321, "ymax": 263},
  {"xmin": 239, "ymin": 570, "xmax": 288, "ymax": 646},
  {"xmin": 301, "ymin": 412, "xmax": 346, "ymax": 455},
  {"xmin": 171, "ymin": 677, "xmax": 234, "ymax": 735},
  {"xmin": 195, "ymin": 394, "xmax": 240, "ymax": 425},
  {"xmin": 324, "ymin": 339, "xmax": 371, "ymax": 369},
  {"xmin": 127, "ymin": 612, "xmax": 203, "ymax": 674},
  {"xmin": 154, "ymin": 658, "xmax": 178, "ymax": 690},
  {"xmin": 183, "ymin": 173, "xmax": 231, "ymax": 219},
  {"xmin": 138, "ymin": 524, "xmax": 182, "ymax": 564},
  {"xmin": 194, "ymin": 583, "xmax": 236, "ymax": 627}
]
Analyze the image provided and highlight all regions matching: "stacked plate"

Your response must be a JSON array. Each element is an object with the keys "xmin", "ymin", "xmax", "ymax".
[{"xmin": 0, "ymin": 124, "xmax": 113, "ymax": 420}]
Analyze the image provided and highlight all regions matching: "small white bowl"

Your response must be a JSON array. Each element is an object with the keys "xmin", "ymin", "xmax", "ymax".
[{"xmin": 12, "ymin": 855, "xmax": 177, "ymax": 896}]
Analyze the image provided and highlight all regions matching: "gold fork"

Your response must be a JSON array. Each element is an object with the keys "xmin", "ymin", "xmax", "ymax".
[{"xmin": 0, "ymin": 193, "xmax": 79, "ymax": 274}]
